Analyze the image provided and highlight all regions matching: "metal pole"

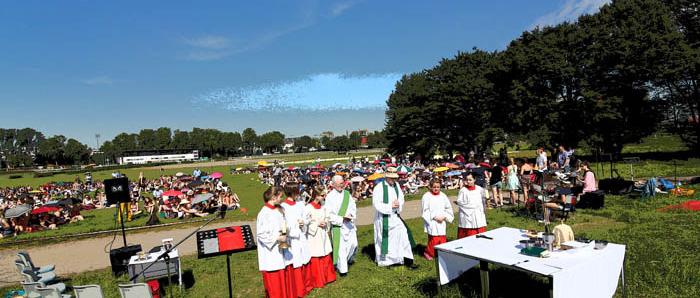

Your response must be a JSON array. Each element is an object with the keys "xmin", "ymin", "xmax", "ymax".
[
  {"xmin": 227, "ymin": 254, "xmax": 233, "ymax": 298},
  {"xmin": 479, "ymin": 260, "xmax": 489, "ymax": 298},
  {"xmin": 120, "ymin": 203, "xmax": 127, "ymax": 247}
]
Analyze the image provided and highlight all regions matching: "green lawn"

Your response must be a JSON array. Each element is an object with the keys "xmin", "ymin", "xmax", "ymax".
[{"xmin": 5, "ymin": 187, "xmax": 698, "ymax": 297}]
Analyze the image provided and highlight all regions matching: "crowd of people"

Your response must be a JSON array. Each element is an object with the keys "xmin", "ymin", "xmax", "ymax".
[{"xmin": 0, "ymin": 168, "xmax": 242, "ymax": 238}]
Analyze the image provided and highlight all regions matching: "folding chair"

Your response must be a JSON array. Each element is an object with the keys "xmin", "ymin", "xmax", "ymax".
[
  {"xmin": 15, "ymin": 261, "xmax": 56, "ymax": 284},
  {"xmin": 21, "ymin": 281, "xmax": 67, "ymax": 298},
  {"xmin": 74, "ymin": 284, "xmax": 105, "ymax": 298},
  {"xmin": 118, "ymin": 283, "xmax": 153, "ymax": 298},
  {"xmin": 36, "ymin": 286, "xmax": 72, "ymax": 298},
  {"xmin": 17, "ymin": 251, "xmax": 55, "ymax": 273}
]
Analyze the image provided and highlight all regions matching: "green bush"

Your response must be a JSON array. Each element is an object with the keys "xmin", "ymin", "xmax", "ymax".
[
  {"xmin": 33, "ymin": 172, "xmax": 54, "ymax": 178},
  {"xmin": 8, "ymin": 175, "xmax": 22, "ymax": 179}
]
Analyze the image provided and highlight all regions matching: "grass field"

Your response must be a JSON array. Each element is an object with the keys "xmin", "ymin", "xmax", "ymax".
[{"xmin": 4, "ymin": 187, "xmax": 698, "ymax": 297}]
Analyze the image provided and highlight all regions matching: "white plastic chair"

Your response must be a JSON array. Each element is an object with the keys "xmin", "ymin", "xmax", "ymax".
[
  {"xmin": 22, "ymin": 281, "xmax": 67, "ymax": 298},
  {"xmin": 35, "ymin": 286, "xmax": 72, "ymax": 298},
  {"xmin": 118, "ymin": 283, "xmax": 153, "ymax": 298},
  {"xmin": 74, "ymin": 284, "xmax": 104, "ymax": 298}
]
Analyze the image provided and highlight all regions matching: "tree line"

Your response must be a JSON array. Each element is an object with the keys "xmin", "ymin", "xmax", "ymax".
[
  {"xmin": 0, "ymin": 127, "xmax": 387, "ymax": 168},
  {"xmin": 386, "ymin": 0, "xmax": 699, "ymax": 158}
]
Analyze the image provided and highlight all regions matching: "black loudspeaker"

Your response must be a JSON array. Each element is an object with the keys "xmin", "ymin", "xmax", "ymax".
[
  {"xmin": 109, "ymin": 244, "xmax": 142, "ymax": 276},
  {"xmin": 105, "ymin": 177, "xmax": 131, "ymax": 205}
]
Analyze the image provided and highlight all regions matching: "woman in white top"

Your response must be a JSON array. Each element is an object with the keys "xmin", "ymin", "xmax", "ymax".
[
  {"xmin": 420, "ymin": 179, "xmax": 454, "ymax": 260},
  {"xmin": 456, "ymin": 173, "xmax": 487, "ymax": 239},
  {"xmin": 304, "ymin": 186, "xmax": 336, "ymax": 288}
]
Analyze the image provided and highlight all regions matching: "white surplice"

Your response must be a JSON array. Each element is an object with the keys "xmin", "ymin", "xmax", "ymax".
[
  {"xmin": 456, "ymin": 186, "xmax": 487, "ymax": 229},
  {"xmin": 372, "ymin": 181, "xmax": 413, "ymax": 266},
  {"xmin": 304, "ymin": 202, "xmax": 333, "ymax": 257},
  {"xmin": 281, "ymin": 199, "xmax": 311, "ymax": 267},
  {"xmin": 256, "ymin": 204, "xmax": 292, "ymax": 271},
  {"xmin": 421, "ymin": 191, "xmax": 454, "ymax": 236}
]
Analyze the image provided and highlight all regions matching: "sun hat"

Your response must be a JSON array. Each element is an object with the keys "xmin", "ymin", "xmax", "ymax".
[{"xmin": 385, "ymin": 167, "xmax": 399, "ymax": 179}]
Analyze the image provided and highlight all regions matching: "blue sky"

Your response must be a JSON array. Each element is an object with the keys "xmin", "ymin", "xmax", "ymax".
[{"xmin": 0, "ymin": 0, "xmax": 609, "ymax": 147}]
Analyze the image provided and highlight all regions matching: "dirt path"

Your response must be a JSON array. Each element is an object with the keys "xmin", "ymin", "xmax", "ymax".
[{"xmin": 0, "ymin": 198, "xmax": 436, "ymax": 287}]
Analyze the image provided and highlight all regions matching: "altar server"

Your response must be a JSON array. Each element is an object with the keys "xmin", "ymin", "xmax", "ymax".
[
  {"xmin": 256, "ymin": 186, "xmax": 295, "ymax": 298},
  {"xmin": 281, "ymin": 182, "xmax": 312, "ymax": 296},
  {"xmin": 421, "ymin": 179, "xmax": 454, "ymax": 260},
  {"xmin": 304, "ymin": 186, "xmax": 336, "ymax": 287},
  {"xmin": 456, "ymin": 173, "xmax": 487, "ymax": 239}
]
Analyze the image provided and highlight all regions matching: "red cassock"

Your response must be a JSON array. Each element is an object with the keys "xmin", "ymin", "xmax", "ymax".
[
  {"xmin": 457, "ymin": 227, "xmax": 486, "ymax": 239},
  {"xmin": 425, "ymin": 235, "xmax": 447, "ymax": 258},
  {"xmin": 262, "ymin": 266, "xmax": 291, "ymax": 298},
  {"xmin": 306, "ymin": 254, "xmax": 337, "ymax": 288},
  {"xmin": 286, "ymin": 265, "xmax": 306, "ymax": 297}
]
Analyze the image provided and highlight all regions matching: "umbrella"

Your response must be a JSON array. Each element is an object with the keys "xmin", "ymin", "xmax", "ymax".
[
  {"xmin": 188, "ymin": 180, "xmax": 204, "ymax": 188},
  {"xmin": 44, "ymin": 200, "xmax": 60, "ymax": 207},
  {"xmin": 29, "ymin": 190, "xmax": 43, "ymax": 194},
  {"xmin": 367, "ymin": 173, "xmax": 384, "ymax": 181},
  {"xmin": 235, "ymin": 167, "xmax": 243, "ymax": 171},
  {"xmin": 31, "ymin": 206, "xmax": 61, "ymax": 215},
  {"xmin": 433, "ymin": 167, "xmax": 450, "ymax": 172},
  {"xmin": 210, "ymin": 172, "xmax": 223, "ymax": 179},
  {"xmin": 310, "ymin": 171, "xmax": 321, "ymax": 176},
  {"xmin": 397, "ymin": 165, "xmax": 412, "ymax": 174},
  {"xmin": 353, "ymin": 168, "xmax": 365, "ymax": 174},
  {"xmin": 257, "ymin": 160, "xmax": 269, "ymax": 167},
  {"xmin": 162, "ymin": 190, "xmax": 183, "ymax": 197},
  {"xmin": 445, "ymin": 170, "xmax": 462, "ymax": 177},
  {"xmin": 287, "ymin": 166, "xmax": 296, "ymax": 171},
  {"xmin": 372, "ymin": 160, "xmax": 380, "ymax": 165},
  {"xmin": 192, "ymin": 193, "xmax": 214, "ymax": 204},
  {"xmin": 4, "ymin": 205, "xmax": 31, "ymax": 218},
  {"xmin": 350, "ymin": 176, "xmax": 365, "ymax": 182},
  {"xmin": 419, "ymin": 171, "xmax": 432, "ymax": 177},
  {"xmin": 332, "ymin": 163, "xmax": 342, "ymax": 168},
  {"xmin": 446, "ymin": 163, "xmax": 460, "ymax": 169},
  {"xmin": 175, "ymin": 172, "xmax": 184, "ymax": 177}
]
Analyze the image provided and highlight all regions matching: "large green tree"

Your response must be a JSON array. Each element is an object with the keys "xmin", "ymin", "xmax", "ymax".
[
  {"xmin": 64, "ymin": 138, "xmax": 90, "ymax": 164},
  {"xmin": 242, "ymin": 128, "xmax": 258, "ymax": 155},
  {"xmin": 258, "ymin": 131, "xmax": 285, "ymax": 153}
]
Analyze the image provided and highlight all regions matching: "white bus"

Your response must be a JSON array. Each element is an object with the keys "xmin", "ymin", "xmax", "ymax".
[{"xmin": 117, "ymin": 150, "xmax": 199, "ymax": 165}]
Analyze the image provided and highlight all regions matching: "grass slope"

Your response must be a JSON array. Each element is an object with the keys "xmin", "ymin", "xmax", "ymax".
[{"xmin": 5, "ymin": 188, "xmax": 698, "ymax": 297}]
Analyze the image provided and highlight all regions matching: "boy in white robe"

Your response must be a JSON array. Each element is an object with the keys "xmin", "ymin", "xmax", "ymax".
[
  {"xmin": 421, "ymin": 179, "xmax": 454, "ymax": 260},
  {"xmin": 256, "ymin": 186, "xmax": 294, "ymax": 298}
]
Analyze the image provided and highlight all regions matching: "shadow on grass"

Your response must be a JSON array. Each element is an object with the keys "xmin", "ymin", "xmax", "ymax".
[{"xmin": 415, "ymin": 266, "xmax": 550, "ymax": 298}]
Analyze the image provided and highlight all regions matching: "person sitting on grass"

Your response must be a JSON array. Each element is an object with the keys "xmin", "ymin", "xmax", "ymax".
[
  {"xmin": 178, "ymin": 199, "xmax": 208, "ymax": 219},
  {"xmin": 143, "ymin": 197, "xmax": 156, "ymax": 214},
  {"xmin": 39, "ymin": 214, "xmax": 58, "ymax": 230},
  {"xmin": 159, "ymin": 198, "xmax": 176, "ymax": 218}
]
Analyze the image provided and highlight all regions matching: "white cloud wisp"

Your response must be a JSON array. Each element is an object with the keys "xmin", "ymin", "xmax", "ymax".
[
  {"xmin": 532, "ymin": 0, "xmax": 611, "ymax": 28},
  {"xmin": 193, "ymin": 73, "xmax": 402, "ymax": 112}
]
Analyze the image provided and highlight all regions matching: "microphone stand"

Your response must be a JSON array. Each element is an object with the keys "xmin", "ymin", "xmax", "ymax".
[{"xmin": 129, "ymin": 205, "xmax": 227, "ymax": 297}]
